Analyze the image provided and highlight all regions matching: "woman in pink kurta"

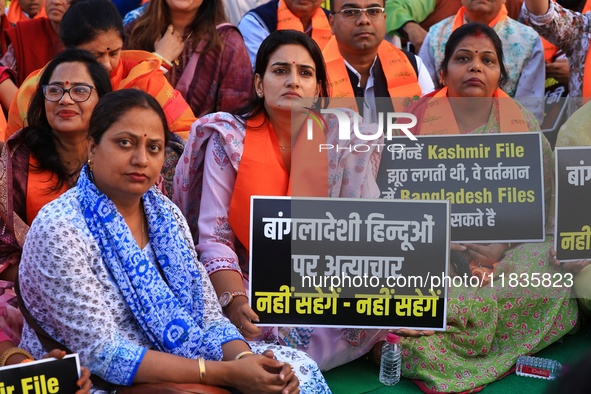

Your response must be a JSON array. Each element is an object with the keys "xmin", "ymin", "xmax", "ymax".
[{"xmin": 174, "ymin": 30, "xmax": 387, "ymax": 371}]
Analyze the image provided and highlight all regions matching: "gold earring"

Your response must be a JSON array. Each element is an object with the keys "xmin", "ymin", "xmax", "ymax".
[
  {"xmin": 87, "ymin": 159, "xmax": 93, "ymax": 172},
  {"xmin": 257, "ymin": 91, "xmax": 263, "ymax": 98}
]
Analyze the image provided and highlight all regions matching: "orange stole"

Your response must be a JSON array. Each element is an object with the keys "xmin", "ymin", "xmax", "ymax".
[
  {"xmin": 3, "ymin": 51, "xmax": 195, "ymax": 141},
  {"xmin": 277, "ymin": 0, "xmax": 332, "ymax": 49},
  {"xmin": 323, "ymin": 37, "xmax": 422, "ymax": 112},
  {"xmin": 6, "ymin": 1, "xmax": 46, "ymax": 25},
  {"xmin": 416, "ymin": 87, "xmax": 526, "ymax": 284},
  {"xmin": 451, "ymin": 4, "xmax": 508, "ymax": 30},
  {"xmin": 110, "ymin": 51, "xmax": 195, "ymax": 140},
  {"xmin": 26, "ymin": 156, "xmax": 67, "ymax": 225},
  {"xmin": 416, "ymin": 87, "xmax": 528, "ymax": 135},
  {"xmin": 228, "ymin": 112, "xmax": 328, "ymax": 249}
]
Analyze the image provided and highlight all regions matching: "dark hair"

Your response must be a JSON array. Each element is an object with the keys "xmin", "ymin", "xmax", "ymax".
[
  {"xmin": 239, "ymin": 30, "xmax": 330, "ymax": 120},
  {"xmin": 59, "ymin": 0, "xmax": 125, "ymax": 47},
  {"xmin": 127, "ymin": 0, "xmax": 227, "ymax": 54},
  {"xmin": 24, "ymin": 48, "xmax": 112, "ymax": 191},
  {"xmin": 439, "ymin": 22, "xmax": 508, "ymax": 88},
  {"xmin": 88, "ymin": 89, "xmax": 170, "ymax": 147}
]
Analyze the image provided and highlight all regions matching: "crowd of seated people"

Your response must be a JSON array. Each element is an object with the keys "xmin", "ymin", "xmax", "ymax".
[{"xmin": 0, "ymin": 0, "xmax": 588, "ymax": 392}]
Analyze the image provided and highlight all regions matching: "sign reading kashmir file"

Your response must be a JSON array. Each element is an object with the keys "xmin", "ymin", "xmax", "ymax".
[
  {"xmin": 0, "ymin": 354, "xmax": 80, "ymax": 394},
  {"xmin": 377, "ymin": 133, "xmax": 545, "ymax": 243},
  {"xmin": 554, "ymin": 147, "xmax": 591, "ymax": 261},
  {"xmin": 249, "ymin": 196, "xmax": 449, "ymax": 331}
]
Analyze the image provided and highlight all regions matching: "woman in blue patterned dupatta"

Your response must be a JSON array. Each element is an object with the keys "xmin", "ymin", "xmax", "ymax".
[{"xmin": 17, "ymin": 89, "xmax": 330, "ymax": 393}]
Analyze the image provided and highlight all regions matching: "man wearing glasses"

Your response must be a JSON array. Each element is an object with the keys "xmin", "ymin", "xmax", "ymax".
[
  {"xmin": 324, "ymin": 0, "xmax": 434, "ymax": 123},
  {"xmin": 238, "ymin": 0, "xmax": 332, "ymax": 68}
]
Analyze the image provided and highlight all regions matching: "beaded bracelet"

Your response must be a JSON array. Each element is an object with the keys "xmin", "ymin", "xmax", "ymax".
[
  {"xmin": 198, "ymin": 357, "xmax": 206, "ymax": 385},
  {"xmin": 0, "ymin": 347, "xmax": 34, "ymax": 366}
]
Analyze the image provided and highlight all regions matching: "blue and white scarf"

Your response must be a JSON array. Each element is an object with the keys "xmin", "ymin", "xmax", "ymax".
[{"xmin": 76, "ymin": 167, "xmax": 225, "ymax": 360}]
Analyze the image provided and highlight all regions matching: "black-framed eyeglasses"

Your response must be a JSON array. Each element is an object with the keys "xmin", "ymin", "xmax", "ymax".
[
  {"xmin": 333, "ymin": 7, "xmax": 385, "ymax": 19},
  {"xmin": 42, "ymin": 84, "xmax": 95, "ymax": 102}
]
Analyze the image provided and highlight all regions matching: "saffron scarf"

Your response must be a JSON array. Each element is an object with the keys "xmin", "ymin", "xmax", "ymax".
[
  {"xmin": 77, "ymin": 167, "xmax": 231, "ymax": 360},
  {"xmin": 228, "ymin": 111, "xmax": 328, "ymax": 249},
  {"xmin": 415, "ymin": 87, "xmax": 528, "ymax": 135},
  {"xmin": 227, "ymin": 111, "xmax": 327, "ymax": 349},
  {"xmin": 6, "ymin": 2, "xmax": 46, "ymax": 25},
  {"xmin": 323, "ymin": 37, "xmax": 422, "ymax": 112},
  {"xmin": 277, "ymin": 0, "xmax": 332, "ymax": 49},
  {"xmin": 451, "ymin": 4, "xmax": 508, "ymax": 30}
]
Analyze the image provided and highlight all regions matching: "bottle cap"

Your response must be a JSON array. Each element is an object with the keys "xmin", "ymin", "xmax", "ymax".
[{"xmin": 386, "ymin": 332, "xmax": 400, "ymax": 343}]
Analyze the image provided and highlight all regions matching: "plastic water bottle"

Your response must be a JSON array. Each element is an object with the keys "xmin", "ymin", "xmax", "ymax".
[
  {"xmin": 379, "ymin": 333, "xmax": 401, "ymax": 386},
  {"xmin": 515, "ymin": 355, "xmax": 562, "ymax": 380}
]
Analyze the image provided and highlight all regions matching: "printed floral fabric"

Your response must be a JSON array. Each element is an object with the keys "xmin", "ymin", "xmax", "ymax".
[
  {"xmin": 401, "ymin": 239, "xmax": 578, "ymax": 392},
  {"xmin": 523, "ymin": 1, "xmax": 589, "ymax": 112},
  {"xmin": 250, "ymin": 341, "xmax": 332, "ymax": 393},
  {"xmin": 399, "ymin": 99, "xmax": 579, "ymax": 392}
]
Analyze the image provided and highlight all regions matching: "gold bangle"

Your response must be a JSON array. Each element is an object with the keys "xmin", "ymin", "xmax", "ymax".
[
  {"xmin": 198, "ymin": 357, "xmax": 206, "ymax": 385},
  {"xmin": 0, "ymin": 347, "xmax": 34, "ymax": 366},
  {"xmin": 234, "ymin": 351, "xmax": 254, "ymax": 360}
]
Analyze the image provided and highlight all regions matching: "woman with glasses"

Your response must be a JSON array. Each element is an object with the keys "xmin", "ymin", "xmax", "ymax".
[
  {"xmin": 4, "ymin": 0, "xmax": 196, "ymax": 198},
  {"xmin": 0, "ymin": 48, "xmax": 111, "ymax": 353}
]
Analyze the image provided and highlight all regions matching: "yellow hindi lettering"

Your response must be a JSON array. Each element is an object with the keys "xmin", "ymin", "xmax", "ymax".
[
  {"xmin": 394, "ymin": 289, "xmax": 440, "ymax": 317},
  {"xmin": 354, "ymin": 288, "xmax": 393, "ymax": 316},
  {"xmin": 255, "ymin": 285, "xmax": 293, "ymax": 314},
  {"xmin": 294, "ymin": 287, "xmax": 341, "ymax": 315}
]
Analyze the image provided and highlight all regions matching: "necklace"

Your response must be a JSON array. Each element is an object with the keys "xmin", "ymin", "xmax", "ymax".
[{"xmin": 279, "ymin": 145, "xmax": 291, "ymax": 151}]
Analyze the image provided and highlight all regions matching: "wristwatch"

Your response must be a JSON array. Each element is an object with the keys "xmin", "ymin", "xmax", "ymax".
[{"xmin": 218, "ymin": 291, "xmax": 248, "ymax": 308}]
